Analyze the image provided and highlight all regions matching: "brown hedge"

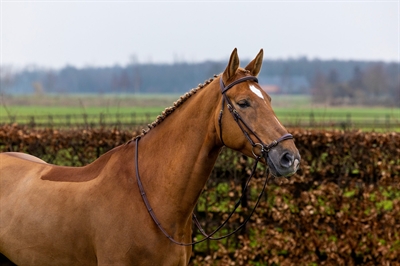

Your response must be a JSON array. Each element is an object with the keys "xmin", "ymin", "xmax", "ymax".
[
  {"xmin": 0, "ymin": 124, "xmax": 399, "ymax": 265},
  {"xmin": 1, "ymin": 125, "xmax": 398, "ymax": 183}
]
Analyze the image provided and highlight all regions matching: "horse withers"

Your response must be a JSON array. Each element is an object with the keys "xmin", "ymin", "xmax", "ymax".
[{"xmin": 0, "ymin": 49, "xmax": 300, "ymax": 265}]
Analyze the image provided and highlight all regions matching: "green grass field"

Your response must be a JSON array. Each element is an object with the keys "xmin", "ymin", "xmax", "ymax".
[{"xmin": 1, "ymin": 94, "xmax": 399, "ymax": 131}]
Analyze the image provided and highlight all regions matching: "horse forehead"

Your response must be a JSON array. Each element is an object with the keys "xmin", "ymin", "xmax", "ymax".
[
  {"xmin": 249, "ymin": 84, "xmax": 264, "ymax": 99},
  {"xmin": 241, "ymin": 82, "xmax": 269, "ymax": 102},
  {"xmin": 231, "ymin": 79, "xmax": 270, "ymax": 102}
]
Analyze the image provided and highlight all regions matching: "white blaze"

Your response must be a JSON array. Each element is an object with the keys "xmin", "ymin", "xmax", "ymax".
[
  {"xmin": 249, "ymin": 85, "xmax": 264, "ymax": 99},
  {"xmin": 249, "ymin": 84, "xmax": 285, "ymax": 131}
]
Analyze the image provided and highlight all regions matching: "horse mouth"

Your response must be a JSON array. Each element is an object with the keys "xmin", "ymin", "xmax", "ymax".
[
  {"xmin": 266, "ymin": 155, "xmax": 298, "ymax": 178},
  {"xmin": 266, "ymin": 156, "xmax": 282, "ymax": 177}
]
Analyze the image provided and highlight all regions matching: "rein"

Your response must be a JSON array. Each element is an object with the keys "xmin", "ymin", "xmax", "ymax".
[
  {"xmin": 135, "ymin": 137, "xmax": 267, "ymax": 246},
  {"xmin": 134, "ymin": 75, "xmax": 293, "ymax": 246}
]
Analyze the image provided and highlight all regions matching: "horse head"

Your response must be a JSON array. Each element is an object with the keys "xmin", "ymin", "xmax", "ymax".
[{"xmin": 217, "ymin": 48, "xmax": 300, "ymax": 177}]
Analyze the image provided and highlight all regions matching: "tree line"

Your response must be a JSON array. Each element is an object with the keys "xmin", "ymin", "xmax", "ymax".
[{"xmin": 1, "ymin": 58, "xmax": 398, "ymax": 106}]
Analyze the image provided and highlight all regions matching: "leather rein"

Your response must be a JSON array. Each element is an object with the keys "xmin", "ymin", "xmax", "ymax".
[{"xmin": 134, "ymin": 75, "xmax": 293, "ymax": 246}]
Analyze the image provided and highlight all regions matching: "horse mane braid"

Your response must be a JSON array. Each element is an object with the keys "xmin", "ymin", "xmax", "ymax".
[{"xmin": 133, "ymin": 74, "xmax": 219, "ymax": 140}]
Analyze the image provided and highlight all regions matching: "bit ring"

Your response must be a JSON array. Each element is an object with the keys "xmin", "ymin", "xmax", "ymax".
[{"xmin": 251, "ymin": 143, "xmax": 265, "ymax": 159}]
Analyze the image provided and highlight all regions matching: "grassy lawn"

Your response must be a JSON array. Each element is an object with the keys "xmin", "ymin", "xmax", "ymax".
[
  {"xmin": 1, "ymin": 106, "xmax": 165, "ymax": 117},
  {"xmin": 1, "ymin": 94, "xmax": 399, "ymax": 131}
]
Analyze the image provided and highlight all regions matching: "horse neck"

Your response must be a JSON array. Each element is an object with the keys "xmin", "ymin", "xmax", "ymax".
[{"xmin": 136, "ymin": 83, "xmax": 222, "ymax": 227}]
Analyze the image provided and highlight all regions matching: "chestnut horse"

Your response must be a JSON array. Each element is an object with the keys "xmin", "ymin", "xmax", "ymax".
[{"xmin": 0, "ymin": 49, "xmax": 300, "ymax": 265}]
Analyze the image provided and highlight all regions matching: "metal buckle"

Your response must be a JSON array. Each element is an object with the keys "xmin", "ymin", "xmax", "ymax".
[
  {"xmin": 251, "ymin": 143, "xmax": 265, "ymax": 159},
  {"xmin": 269, "ymin": 140, "xmax": 278, "ymax": 149}
]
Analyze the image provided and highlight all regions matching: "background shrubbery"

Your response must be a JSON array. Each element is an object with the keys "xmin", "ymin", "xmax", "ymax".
[{"xmin": 1, "ymin": 125, "xmax": 399, "ymax": 265}]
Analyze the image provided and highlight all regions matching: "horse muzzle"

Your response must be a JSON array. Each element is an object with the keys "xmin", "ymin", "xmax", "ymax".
[{"xmin": 265, "ymin": 147, "xmax": 301, "ymax": 177}]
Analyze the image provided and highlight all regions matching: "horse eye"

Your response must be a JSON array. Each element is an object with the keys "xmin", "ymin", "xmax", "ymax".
[{"xmin": 237, "ymin": 100, "xmax": 250, "ymax": 108}]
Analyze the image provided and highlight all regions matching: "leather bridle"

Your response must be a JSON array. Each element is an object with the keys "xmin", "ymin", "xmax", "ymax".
[
  {"xmin": 218, "ymin": 75, "xmax": 293, "ymax": 158},
  {"xmin": 134, "ymin": 75, "xmax": 294, "ymax": 246}
]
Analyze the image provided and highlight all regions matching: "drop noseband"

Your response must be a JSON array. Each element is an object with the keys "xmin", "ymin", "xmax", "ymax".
[{"xmin": 134, "ymin": 75, "xmax": 294, "ymax": 246}]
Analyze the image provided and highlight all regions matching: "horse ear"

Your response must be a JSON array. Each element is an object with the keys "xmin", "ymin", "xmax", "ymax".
[
  {"xmin": 245, "ymin": 49, "xmax": 264, "ymax": 76},
  {"xmin": 222, "ymin": 48, "xmax": 240, "ymax": 83}
]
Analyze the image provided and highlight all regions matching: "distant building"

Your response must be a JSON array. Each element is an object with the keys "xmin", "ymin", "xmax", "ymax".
[
  {"xmin": 259, "ymin": 85, "xmax": 280, "ymax": 94},
  {"xmin": 258, "ymin": 75, "xmax": 310, "ymax": 95}
]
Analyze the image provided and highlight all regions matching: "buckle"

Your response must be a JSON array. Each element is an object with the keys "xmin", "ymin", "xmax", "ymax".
[{"xmin": 251, "ymin": 143, "xmax": 265, "ymax": 159}]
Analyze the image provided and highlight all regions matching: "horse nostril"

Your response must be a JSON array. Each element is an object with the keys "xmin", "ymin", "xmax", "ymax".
[{"xmin": 280, "ymin": 152, "xmax": 294, "ymax": 168}]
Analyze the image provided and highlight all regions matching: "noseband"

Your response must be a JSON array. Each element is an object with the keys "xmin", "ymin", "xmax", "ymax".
[
  {"xmin": 218, "ymin": 75, "xmax": 293, "ymax": 159},
  {"xmin": 134, "ymin": 75, "xmax": 295, "ymax": 246}
]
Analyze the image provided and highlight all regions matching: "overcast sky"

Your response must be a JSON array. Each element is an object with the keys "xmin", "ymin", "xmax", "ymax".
[{"xmin": 1, "ymin": 0, "xmax": 399, "ymax": 69}]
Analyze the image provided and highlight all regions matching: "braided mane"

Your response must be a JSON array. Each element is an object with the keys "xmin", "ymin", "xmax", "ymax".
[{"xmin": 134, "ymin": 74, "xmax": 219, "ymax": 140}]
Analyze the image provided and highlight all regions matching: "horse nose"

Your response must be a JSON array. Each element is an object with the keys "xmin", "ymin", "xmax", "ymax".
[{"xmin": 280, "ymin": 152, "xmax": 298, "ymax": 169}]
